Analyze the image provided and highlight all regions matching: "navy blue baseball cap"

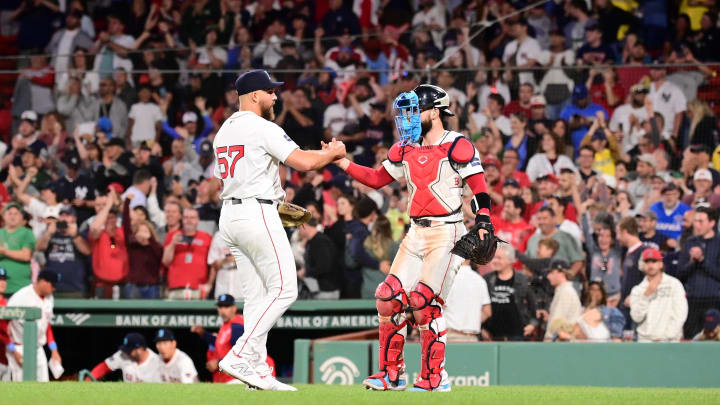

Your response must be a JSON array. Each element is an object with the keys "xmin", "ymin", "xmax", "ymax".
[
  {"xmin": 704, "ymin": 309, "xmax": 720, "ymax": 331},
  {"xmin": 503, "ymin": 178, "xmax": 520, "ymax": 188},
  {"xmin": 119, "ymin": 332, "xmax": 147, "ymax": 354},
  {"xmin": 572, "ymin": 84, "xmax": 588, "ymax": 100},
  {"xmin": 0, "ymin": 267, "xmax": 6, "ymax": 280},
  {"xmin": 154, "ymin": 328, "xmax": 176, "ymax": 342},
  {"xmin": 38, "ymin": 269, "xmax": 60, "ymax": 285},
  {"xmin": 235, "ymin": 69, "xmax": 284, "ymax": 96},
  {"xmin": 216, "ymin": 294, "xmax": 235, "ymax": 307}
]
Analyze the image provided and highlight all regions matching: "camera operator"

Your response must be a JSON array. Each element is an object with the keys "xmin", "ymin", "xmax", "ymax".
[
  {"xmin": 162, "ymin": 207, "xmax": 211, "ymax": 300},
  {"xmin": 35, "ymin": 207, "xmax": 91, "ymax": 298}
]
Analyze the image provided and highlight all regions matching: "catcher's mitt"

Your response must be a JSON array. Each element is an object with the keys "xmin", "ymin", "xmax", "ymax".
[
  {"xmin": 450, "ymin": 221, "xmax": 506, "ymax": 265},
  {"xmin": 278, "ymin": 202, "xmax": 312, "ymax": 227}
]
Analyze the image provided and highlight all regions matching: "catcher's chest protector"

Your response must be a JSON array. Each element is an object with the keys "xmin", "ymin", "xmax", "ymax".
[{"xmin": 394, "ymin": 144, "xmax": 463, "ymax": 218}]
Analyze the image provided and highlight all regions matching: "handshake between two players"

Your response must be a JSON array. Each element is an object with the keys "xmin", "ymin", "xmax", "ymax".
[{"xmin": 212, "ymin": 70, "xmax": 499, "ymax": 392}]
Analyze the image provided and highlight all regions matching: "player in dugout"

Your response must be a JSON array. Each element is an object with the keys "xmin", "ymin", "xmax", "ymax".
[
  {"xmin": 191, "ymin": 294, "xmax": 276, "ymax": 384},
  {"xmin": 86, "ymin": 332, "xmax": 162, "ymax": 382},
  {"xmin": 154, "ymin": 328, "xmax": 198, "ymax": 383}
]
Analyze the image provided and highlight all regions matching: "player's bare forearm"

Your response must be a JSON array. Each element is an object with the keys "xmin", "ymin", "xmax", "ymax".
[{"xmin": 285, "ymin": 144, "xmax": 345, "ymax": 171}]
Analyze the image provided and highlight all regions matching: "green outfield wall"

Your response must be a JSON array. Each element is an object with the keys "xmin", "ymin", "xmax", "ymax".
[
  {"xmin": 295, "ymin": 340, "xmax": 720, "ymax": 388},
  {"xmin": 52, "ymin": 299, "xmax": 377, "ymax": 329}
]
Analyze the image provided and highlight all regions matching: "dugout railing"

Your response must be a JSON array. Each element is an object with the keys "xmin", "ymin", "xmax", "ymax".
[{"xmin": 0, "ymin": 306, "xmax": 40, "ymax": 381}]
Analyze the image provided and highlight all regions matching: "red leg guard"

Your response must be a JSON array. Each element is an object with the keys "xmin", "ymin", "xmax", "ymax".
[
  {"xmin": 409, "ymin": 282, "xmax": 446, "ymax": 390},
  {"xmin": 372, "ymin": 275, "xmax": 407, "ymax": 384},
  {"xmin": 416, "ymin": 329, "xmax": 446, "ymax": 389},
  {"xmin": 409, "ymin": 282, "xmax": 441, "ymax": 324}
]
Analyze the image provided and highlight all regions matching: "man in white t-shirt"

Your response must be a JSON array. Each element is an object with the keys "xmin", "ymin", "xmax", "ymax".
[
  {"xmin": 503, "ymin": 19, "xmax": 543, "ymax": 88},
  {"xmin": 648, "ymin": 61, "xmax": 687, "ymax": 140},
  {"xmin": 87, "ymin": 332, "xmax": 162, "ymax": 382},
  {"xmin": 436, "ymin": 70, "xmax": 467, "ymax": 107},
  {"xmin": 609, "ymin": 83, "xmax": 649, "ymax": 153},
  {"xmin": 154, "ymin": 329, "xmax": 198, "ymax": 383},
  {"xmin": 127, "ymin": 85, "xmax": 163, "ymax": 147},
  {"xmin": 14, "ymin": 179, "xmax": 63, "ymax": 239},
  {"xmin": 472, "ymin": 93, "xmax": 512, "ymax": 136},
  {"xmin": 47, "ymin": 10, "xmax": 94, "ymax": 87},
  {"xmin": 444, "ymin": 261, "xmax": 492, "ymax": 342},
  {"xmin": 90, "ymin": 15, "xmax": 135, "ymax": 78},
  {"xmin": 194, "ymin": 27, "xmax": 228, "ymax": 72},
  {"xmin": 323, "ymin": 98, "xmax": 360, "ymax": 138},
  {"xmin": 411, "ymin": 0, "xmax": 446, "ymax": 49},
  {"xmin": 443, "ymin": 28, "xmax": 485, "ymax": 67}
]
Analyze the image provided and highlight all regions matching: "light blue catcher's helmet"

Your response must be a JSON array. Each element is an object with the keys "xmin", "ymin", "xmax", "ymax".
[{"xmin": 393, "ymin": 91, "xmax": 422, "ymax": 146}]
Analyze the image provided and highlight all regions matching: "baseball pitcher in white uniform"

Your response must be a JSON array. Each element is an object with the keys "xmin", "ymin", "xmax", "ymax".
[
  {"xmin": 87, "ymin": 332, "xmax": 163, "ymax": 382},
  {"xmin": 154, "ymin": 328, "xmax": 198, "ymax": 383},
  {"xmin": 214, "ymin": 69, "xmax": 346, "ymax": 391},
  {"xmin": 335, "ymin": 85, "xmax": 494, "ymax": 392},
  {"xmin": 6, "ymin": 270, "xmax": 62, "ymax": 382}
]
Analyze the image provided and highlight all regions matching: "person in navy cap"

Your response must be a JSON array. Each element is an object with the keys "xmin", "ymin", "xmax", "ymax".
[
  {"xmin": 154, "ymin": 328, "xmax": 198, "ymax": 383},
  {"xmin": 87, "ymin": 332, "xmax": 163, "ymax": 382},
  {"xmin": 559, "ymin": 83, "xmax": 609, "ymax": 152},
  {"xmin": 212, "ymin": 68, "xmax": 343, "ymax": 390},
  {"xmin": 192, "ymin": 294, "xmax": 268, "ymax": 384},
  {"xmin": 693, "ymin": 309, "xmax": 720, "ymax": 341}
]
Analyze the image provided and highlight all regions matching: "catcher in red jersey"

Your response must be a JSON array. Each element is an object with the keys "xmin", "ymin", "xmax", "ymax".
[{"xmin": 333, "ymin": 85, "xmax": 496, "ymax": 392}]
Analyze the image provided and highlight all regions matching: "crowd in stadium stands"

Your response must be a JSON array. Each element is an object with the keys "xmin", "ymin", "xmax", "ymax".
[{"xmin": 0, "ymin": 0, "xmax": 719, "ymax": 343}]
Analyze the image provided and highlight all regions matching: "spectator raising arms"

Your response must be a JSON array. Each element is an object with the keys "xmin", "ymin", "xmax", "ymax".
[
  {"xmin": 89, "ymin": 189, "xmax": 128, "ymax": 298},
  {"xmin": 122, "ymin": 195, "xmax": 163, "ymax": 299}
]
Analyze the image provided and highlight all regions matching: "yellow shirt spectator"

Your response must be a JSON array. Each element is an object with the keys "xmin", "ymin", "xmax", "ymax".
[
  {"xmin": 679, "ymin": 0, "xmax": 712, "ymax": 31},
  {"xmin": 386, "ymin": 208, "xmax": 410, "ymax": 241},
  {"xmin": 593, "ymin": 148, "xmax": 616, "ymax": 177}
]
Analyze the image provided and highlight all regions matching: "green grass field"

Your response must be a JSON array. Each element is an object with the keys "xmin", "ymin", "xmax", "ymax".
[{"xmin": 1, "ymin": 383, "xmax": 719, "ymax": 405}]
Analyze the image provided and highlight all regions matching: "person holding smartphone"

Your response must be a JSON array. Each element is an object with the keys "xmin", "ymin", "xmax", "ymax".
[
  {"xmin": 162, "ymin": 207, "xmax": 211, "ymax": 300},
  {"xmin": 35, "ymin": 207, "xmax": 91, "ymax": 298}
]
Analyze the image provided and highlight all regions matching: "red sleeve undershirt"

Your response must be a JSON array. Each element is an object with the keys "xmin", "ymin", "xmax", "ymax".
[
  {"xmin": 465, "ymin": 172, "xmax": 491, "ymax": 216},
  {"xmin": 46, "ymin": 325, "xmax": 55, "ymax": 345},
  {"xmin": 90, "ymin": 361, "xmax": 112, "ymax": 380},
  {"xmin": 346, "ymin": 162, "xmax": 395, "ymax": 189}
]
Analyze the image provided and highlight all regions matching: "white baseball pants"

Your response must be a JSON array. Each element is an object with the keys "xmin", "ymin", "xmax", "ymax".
[
  {"xmin": 218, "ymin": 200, "xmax": 298, "ymax": 376},
  {"xmin": 390, "ymin": 222, "xmax": 467, "ymax": 300},
  {"xmin": 7, "ymin": 345, "xmax": 48, "ymax": 382}
]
